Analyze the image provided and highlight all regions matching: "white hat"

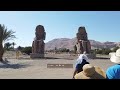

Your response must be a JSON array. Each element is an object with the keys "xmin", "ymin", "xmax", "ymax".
[{"xmin": 109, "ymin": 48, "xmax": 120, "ymax": 63}]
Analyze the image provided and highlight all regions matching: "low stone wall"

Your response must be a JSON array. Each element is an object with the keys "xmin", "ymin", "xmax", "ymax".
[
  {"xmin": 30, "ymin": 53, "xmax": 44, "ymax": 58},
  {"xmin": 86, "ymin": 54, "xmax": 96, "ymax": 59}
]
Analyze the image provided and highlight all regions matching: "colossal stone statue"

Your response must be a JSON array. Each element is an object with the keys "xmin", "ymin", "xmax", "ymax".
[
  {"xmin": 76, "ymin": 26, "xmax": 91, "ymax": 54},
  {"xmin": 35, "ymin": 25, "xmax": 46, "ymax": 40},
  {"xmin": 30, "ymin": 25, "xmax": 46, "ymax": 58}
]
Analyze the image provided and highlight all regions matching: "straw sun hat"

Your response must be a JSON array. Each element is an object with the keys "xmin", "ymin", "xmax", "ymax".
[{"xmin": 74, "ymin": 64, "xmax": 106, "ymax": 79}]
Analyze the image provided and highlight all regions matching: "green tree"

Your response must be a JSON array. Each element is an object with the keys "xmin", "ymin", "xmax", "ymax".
[
  {"xmin": 102, "ymin": 48, "xmax": 112, "ymax": 55},
  {"xmin": 96, "ymin": 49, "xmax": 102, "ymax": 54},
  {"xmin": 4, "ymin": 42, "xmax": 12, "ymax": 51},
  {"xmin": 17, "ymin": 46, "xmax": 24, "ymax": 51},
  {"xmin": 95, "ymin": 48, "xmax": 112, "ymax": 55},
  {"xmin": 21, "ymin": 46, "xmax": 32, "ymax": 55},
  {"xmin": 112, "ymin": 46, "xmax": 119, "ymax": 52},
  {"xmin": 0, "ymin": 24, "xmax": 16, "ymax": 61},
  {"xmin": 66, "ymin": 49, "xmax": 70, "ymax": 52},
  {"xmin": 54, "ymin": 47, "xmax": 57, "ymax": 53},
  {"xmin": 12, "ymin": 42, "xmax": 16, "ymax": 50}
]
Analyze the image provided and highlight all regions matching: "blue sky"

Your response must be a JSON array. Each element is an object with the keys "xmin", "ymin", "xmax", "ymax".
[{"xmin": 0, "ymin": 11, "xmax": 120, "ymax": 48}]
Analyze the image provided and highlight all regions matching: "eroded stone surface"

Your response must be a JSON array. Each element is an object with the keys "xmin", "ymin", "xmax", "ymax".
[
  {"xmin": 30, "ymin": 25, "xmax": 46, "ymax": 58},
  {"xmin": 76, "ymin": 26, "xmax": 91, "ymax": 54}
]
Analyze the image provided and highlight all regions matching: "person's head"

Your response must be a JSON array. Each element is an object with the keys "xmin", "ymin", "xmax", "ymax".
[
  {"xmin": 74, "ymin": 64, "xmax": 106, "ymax": 79},
  {"xmin": 109, "ymin": 48, "xmax": 120, "ymax": 64},
  {"xmin": 83, "ymin": 51, "xmax": 86, "ymax": 54},
  {"xmin": 78, "ymin": 53, "xmax": 88, "ymax": 61}
]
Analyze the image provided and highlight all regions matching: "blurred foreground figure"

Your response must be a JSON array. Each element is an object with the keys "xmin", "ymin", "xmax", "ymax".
[
  {"xmin": 73, "ymin": 53, "xmax": 89, "ymax": 78},
  {"xmin": 74, "ymin": 64, "xmax": 106, "ymax": 79},
  {"xmin": 106, "ymin": 48, "xmax": 120, "ymax": 79}
]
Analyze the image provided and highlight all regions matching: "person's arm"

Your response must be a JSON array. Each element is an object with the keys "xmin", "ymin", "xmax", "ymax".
[
  {"xmin": 73, "ymin": 58, "xmax": 80, "ymax": 79},
  {"xmin": 73, "ymin": 69, "xmax": 78, "ymax": 79},
  {"xmin": 73, "ymin": 63, "xmax": 79, "ymax": 78}
]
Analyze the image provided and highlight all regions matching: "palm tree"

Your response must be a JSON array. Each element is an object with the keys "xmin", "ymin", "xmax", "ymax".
[
  {"xmin": 0, "ymin": 24, "xmax": 16, "ymax": 61},
  {"xmin": 12, "ymin": 42, "xmax": 16, "ymax": 50},
  {"xmin": 4, "ymin": 42, "xmax": 12, "ymax": 50},
  {"xmin": 17, "ymin": 46, "xmax": 23, "ymax": 51}
]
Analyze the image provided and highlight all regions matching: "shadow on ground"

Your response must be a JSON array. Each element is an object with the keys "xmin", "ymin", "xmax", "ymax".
[
  {"xmin": 94, "ymin": 57, "xmax": 109, "ymax": 60},
  {"xmin": 30, "ymin": 57, "xmax": 60, "ymax": 60},
  {"xmin": 43, "ymin": 57, "xmax": 60, "ymax": 59},
  {"xmin": 0, "ymin": 63, "xmax": 30, "ymax": 69},
  {"xmin": 31, "ymin": 57, "xmax": 76, "ymax": 60},
  {"xmin": 45, "ymin": 57, "xmax": 75, "ymax": 60}
]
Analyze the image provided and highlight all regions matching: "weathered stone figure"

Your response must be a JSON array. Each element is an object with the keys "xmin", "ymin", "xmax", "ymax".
[
  {"xmin": 35, "ymin": 25, "xmax": 46, "ymax": 40},
  {"xmin": 76, "ymin": 26, "xmax": 91, "ymax": 54},
  {"xmin": 30, "ymin": 25, "xmax": 46, "ymax": 58}
]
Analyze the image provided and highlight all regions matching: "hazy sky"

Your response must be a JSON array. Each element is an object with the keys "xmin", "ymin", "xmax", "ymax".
[{"xmin": 0, "ymin": 11, "xmax": 120, "ymax": 48}]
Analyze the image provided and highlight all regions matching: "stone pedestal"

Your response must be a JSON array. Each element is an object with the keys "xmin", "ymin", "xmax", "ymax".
[
  {"xmin": 86, "ymin": 54, "xmax": 96, "ymax": 59},
  {"xmin": 30, "ymin": 53, "xmax": 44, "ymax": 58}
]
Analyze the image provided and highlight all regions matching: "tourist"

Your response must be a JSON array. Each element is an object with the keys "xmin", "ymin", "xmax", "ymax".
[
  {"xmin": 74, "ymin": 64, "xmax": 106, "ymax": 79},
  {"xmin": 72, "ymin": 52, "xmax": 89, "ymax": 78},
  {"xmin": 106, "ymin": 48, "xmax": 120, "ymax": 79},
  {"xmin": 16, "ymin": 50, "xmax": 20, "ymax": 59}
]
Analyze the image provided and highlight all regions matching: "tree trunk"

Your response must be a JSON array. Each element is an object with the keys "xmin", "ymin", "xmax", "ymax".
[{"xmin": 0, "ymin": 43, "xmax": 4, "ymax": 61}]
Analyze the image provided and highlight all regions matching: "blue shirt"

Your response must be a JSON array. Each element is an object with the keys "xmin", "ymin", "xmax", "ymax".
[{"xmin": 106, "ymin": 64, "xmax": 120, "ymax": 79}]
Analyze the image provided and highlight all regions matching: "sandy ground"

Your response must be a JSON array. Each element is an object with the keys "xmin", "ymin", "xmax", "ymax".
[{"xmin": 0, "ymin": 52, "xmax": 115, "ymax": 79}]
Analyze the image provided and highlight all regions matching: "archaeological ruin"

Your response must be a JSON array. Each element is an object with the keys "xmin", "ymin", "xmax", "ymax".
[
  {"xmin": 76, "ymin": 26, "xmax": 96, "ymax": 58},
  {"xmin": 30, "ymin": 25, "xmax": 46, "ymax": 58}
]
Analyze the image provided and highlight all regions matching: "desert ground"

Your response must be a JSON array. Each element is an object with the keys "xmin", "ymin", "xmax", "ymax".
[{"xmin": 0, "ymin": 51, "xmax": 115, "ymax": 79}]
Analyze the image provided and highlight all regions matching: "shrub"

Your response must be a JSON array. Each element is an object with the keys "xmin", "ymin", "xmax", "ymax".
[
  {"xmin": 21, "ymin": 46, "xmax": 32, "ymax": 55},
  {"xmin": 112, "ymin": 46, "xmax": 119, "ymax": 52},
  {"xmin": 95, "ymin": 48, "xmax": 112, "ymax": 55}
]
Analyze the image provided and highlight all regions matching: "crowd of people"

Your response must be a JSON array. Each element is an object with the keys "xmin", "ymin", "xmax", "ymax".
[{"xmin": 73, "ymin": 49, "xmax": 120, "ymax": 79}]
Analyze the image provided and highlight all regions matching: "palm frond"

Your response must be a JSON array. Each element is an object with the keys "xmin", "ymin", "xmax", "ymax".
[{"xmin": 0, "ymin": 24, "xmax": 16, "ymax": 43}]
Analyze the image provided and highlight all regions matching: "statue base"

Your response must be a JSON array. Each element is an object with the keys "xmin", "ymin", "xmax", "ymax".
[
  {"xmin": 30, "ymin": 53, "xmax": 44, "ymax": 59},
  {"xmin": 86, "ymin": 54, "xmax": 96, "ymax": 59}
]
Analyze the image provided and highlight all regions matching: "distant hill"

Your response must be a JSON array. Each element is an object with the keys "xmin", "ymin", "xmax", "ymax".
[{"xmin": 45, "ymin": 38, "xmax": 120, "ymax": 50}]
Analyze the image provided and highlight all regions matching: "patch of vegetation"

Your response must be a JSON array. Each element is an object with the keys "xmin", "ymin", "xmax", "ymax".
[
  {"xmin": 17, "ymin": 46, "xmax": 32, "ymax": 55},
  {"xmin": 21, "ymin": 46, "xmax": 32, "ymax": 55}
]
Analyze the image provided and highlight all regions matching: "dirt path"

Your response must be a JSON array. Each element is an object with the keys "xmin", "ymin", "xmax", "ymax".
[{"xmin": 0, "ymin": 58, "xmax": 114, "ymax": 79}]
